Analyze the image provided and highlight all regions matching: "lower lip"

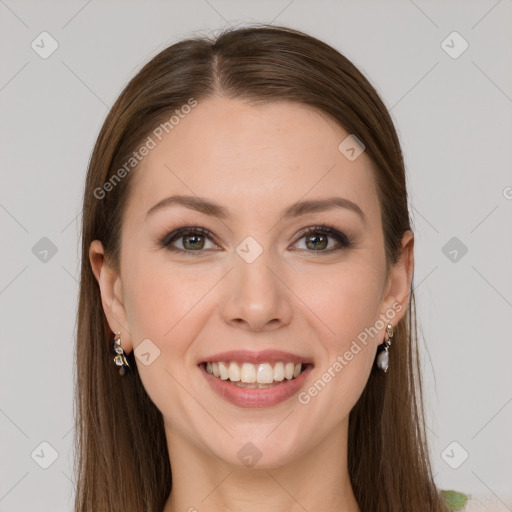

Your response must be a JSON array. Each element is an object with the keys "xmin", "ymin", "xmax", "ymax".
[{"xmin": 199, "ymin": 364, "xmax": 313, "ymax": 408}]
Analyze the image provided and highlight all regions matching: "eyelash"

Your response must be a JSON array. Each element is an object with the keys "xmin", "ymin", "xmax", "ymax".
[{"xmin": 158, "ymin": 223, "xmax": 353, "ymax": 256}]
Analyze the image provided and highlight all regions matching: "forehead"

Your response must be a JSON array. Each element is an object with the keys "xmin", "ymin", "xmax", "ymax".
[{"xmin": 125, "ymin": 97, "xmax": 380, "ymax": 224}]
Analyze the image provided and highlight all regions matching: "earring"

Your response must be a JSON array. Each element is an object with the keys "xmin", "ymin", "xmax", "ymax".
[
  {"xmin": 112, "ymin": 331, "xmax": 130, "ymax": 376},
  {"xmin": 375, "ymin": 323, "xmax": 394, "ymax": 373}
]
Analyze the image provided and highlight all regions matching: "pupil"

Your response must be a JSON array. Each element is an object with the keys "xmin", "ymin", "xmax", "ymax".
[
  {"xmin": 307, "ymin": 233, "xmax": 327, "ymax": 251},
  {"xmin": 184, "ymin": 234, "xmax": 204, "ymax": 250}
]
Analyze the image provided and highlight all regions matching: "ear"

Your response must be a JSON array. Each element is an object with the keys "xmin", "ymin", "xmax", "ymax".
[
  {"xmin": 89, "ymin": 240, "xmax": 133, "ymax": 354},
  {"xmin": 379, "ymin": 230, "xmax": 415, "ymax": 325}
]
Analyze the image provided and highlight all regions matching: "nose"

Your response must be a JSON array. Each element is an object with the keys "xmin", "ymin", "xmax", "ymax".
[{"xmin": 219, "ymin": 249, "xmax": 293, "ymax": 332}]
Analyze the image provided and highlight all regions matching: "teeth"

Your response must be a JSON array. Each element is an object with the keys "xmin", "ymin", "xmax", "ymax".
[
  {"xmin": 218, "ymin": 362, "xmax": 229, "ymax": 380},
  {"xmin": 256, "ymin": 363, "xmax": 274, "ymax": 384},
  {"xmin": 205, "ymin": 361, "xmax": 306, "ymax": 384},
  {"xmin": 273, "ymin": 362, "xmax": 285, "ymax": 381},
  {"xmin": 241, "ymin": 362, "xmax": 257, "ymax": 383},
  {"xmin": 228, "ymin": 362, "xmax": 240, "ymax": 381}
]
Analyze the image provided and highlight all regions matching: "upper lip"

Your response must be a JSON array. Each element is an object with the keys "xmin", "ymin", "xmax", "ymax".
[{"xmin": 199, "ymin": 349, "xmax": 314, "ymax": 365}]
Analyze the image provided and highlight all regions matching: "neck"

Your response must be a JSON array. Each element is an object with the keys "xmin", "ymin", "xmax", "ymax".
[{"xmin": 162, "ymin": 419, "xmax": 360, "ymax": 512}]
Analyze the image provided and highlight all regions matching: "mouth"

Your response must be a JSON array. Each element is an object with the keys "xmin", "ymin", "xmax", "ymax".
[
  {"xmin": 201, "ymin": 361, "xmax": 311, "ymax": 388},
  {"xmin": 198, "ymin": 358, "xmax": 314, "ymax": 408}
]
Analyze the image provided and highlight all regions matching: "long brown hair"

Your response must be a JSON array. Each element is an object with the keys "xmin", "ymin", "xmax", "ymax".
[{"xmin": 74, "ymin": 24, "xmax": 447, "ymax": 511}]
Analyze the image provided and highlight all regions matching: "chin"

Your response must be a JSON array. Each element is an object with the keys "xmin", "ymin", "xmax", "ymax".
[{"xmin": 208, "ymin": 430, "xmax": 307, "ymax": 470}]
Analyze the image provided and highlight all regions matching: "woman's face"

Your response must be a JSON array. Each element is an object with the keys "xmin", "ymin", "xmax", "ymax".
[{"xmin": 91, "ymin": 96, "xmax": 413, "ymax": 468}]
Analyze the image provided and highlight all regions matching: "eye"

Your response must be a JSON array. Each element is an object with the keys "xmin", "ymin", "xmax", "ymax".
[
  {"xmin": 158, "ymin": 226, "xmax": 220, "ymax": 254},
  {"xmin": 291, "ymin": 224, "xmax": 353, "ymax": 253},
  {"xmin": 158, "ymin": 223, "xmax": 353, "ymax": 256}
]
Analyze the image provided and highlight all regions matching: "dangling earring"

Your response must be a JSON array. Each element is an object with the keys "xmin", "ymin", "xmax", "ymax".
[
  {"xmin": 375, "ymin": 323, "xmax": 394, "ymax": 373},
  {"xmin": 112, "ymin": 331, "xmax": 130, "ymax": 376}
]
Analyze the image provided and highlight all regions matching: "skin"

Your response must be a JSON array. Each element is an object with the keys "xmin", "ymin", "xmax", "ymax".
[{"xmin": 90, "ymin": 96, "xmax": 414, "ymax": 512}]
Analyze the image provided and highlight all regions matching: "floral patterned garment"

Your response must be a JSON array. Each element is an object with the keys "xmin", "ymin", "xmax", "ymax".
[
  {"xmin": 442, "ymin": 490, "xmax": 469, "ymax": 510},
  {"xmin": 442, "ymin": 490, "xmax": 512, "ymax": 511}
]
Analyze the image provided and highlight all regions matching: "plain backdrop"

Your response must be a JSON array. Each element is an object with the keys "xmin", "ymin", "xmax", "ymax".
[{"xmin": 1, "ymin": 1, "xmax": 511, "ymax": 510}]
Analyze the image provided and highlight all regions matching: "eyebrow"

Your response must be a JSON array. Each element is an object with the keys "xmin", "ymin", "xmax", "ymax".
[{"xmin": 145, "ymin": 194, "xmax": 366, "ymax": 224}]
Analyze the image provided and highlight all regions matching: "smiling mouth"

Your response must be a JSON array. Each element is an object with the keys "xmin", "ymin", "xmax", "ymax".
[{"xmin": 201, "ymin": 361, "xmax": 312, "ymax": 388}]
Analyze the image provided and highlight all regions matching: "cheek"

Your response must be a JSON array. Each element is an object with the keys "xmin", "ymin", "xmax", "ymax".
[
  {"xmin": 297, "ymin": 259, "xmax": 385, "ymax": 344},
  {"xmin": 123, "ymin": 252, "xmax": 217, "ymax": 343},
  {"xmin": 121, "ymin": 254, "xmax": 215, "ymax": 432},
  {"xmin": 295, "ymin": 261, "xmax": 384, "ymax": 403}
]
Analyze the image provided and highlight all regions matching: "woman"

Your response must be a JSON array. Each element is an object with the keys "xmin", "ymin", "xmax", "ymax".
[{"xmin": 75, "ymin": 24, "xmax": 468, "ymax": 511}]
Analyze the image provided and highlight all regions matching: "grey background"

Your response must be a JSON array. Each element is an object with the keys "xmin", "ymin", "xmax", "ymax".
[{"xmin": 1, "ymin": 1, "xmax": 511, "ymax": 510}]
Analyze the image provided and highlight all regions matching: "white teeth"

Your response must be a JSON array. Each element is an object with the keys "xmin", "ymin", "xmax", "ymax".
[
  {"xmin": 205, "ymin": 360, "xmax": 306, "ymax": 384},
  {"xmin": 218, "ymin": 362, "xmax": 229, "ymax": 380},
  {"xmin": 256, "ymin": 363, "xmax": 274, "ymax": 384},
  {"xmin": 228, "ymin": 362, "xmax": 240, "ymax": 381},
  {"xmin": 240, "ymin": 362, "xmax": 257, "ymax": 383},
  {"xmin": 273, "ymin": 362, "xmax": 285, "ymax": 381},
  {"xmin": 233, "ymin": 382, "xmax": 274, "ymax": 388}
]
